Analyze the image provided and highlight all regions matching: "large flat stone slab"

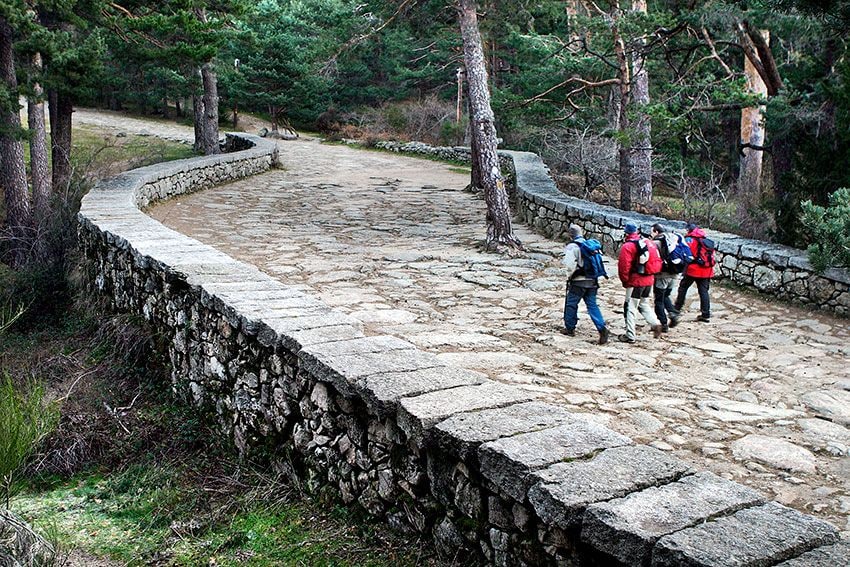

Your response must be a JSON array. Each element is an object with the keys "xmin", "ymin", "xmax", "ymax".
[
  {"xmin": 479, "ymin": 421, "xmax": 633, "ymax": 502},
  {"xmin": 775, "ymin": 540, "xmax": 850, "ymax": 567},
  {"xmin": 731, "ymin": 434, "xmax": 817, "ymax": 474},
  {"xmin": 652, "ymin": 502, "xmax": 840, "ymax": 567},
  {"xmin": 801, "ymin": 390, "xmax": 850, "ymax": 425},
  {"xmin": 582, "ymin": 472, "xmax": 765, "ymax": 566},
  {"xmin": 358, "ymin": 366, "xmax": 487, "ymax": 418},
  {"xmin": 259, "ymin": 312, "xmax": 362, "ymax": 346},
  {"xmin": 397, "ymin": 382, "xmax": 538, "ymax": 443},
  {"xmin": 284, "ymin": 324, "xmax": 365, "ymax": 349},
  {"xmin": 529, "ymin": 446, "xmax": 693, "ymax": 530},
  {"xmin": 432, "ymin": 402, "xmax": 576, "ymax": 461}
]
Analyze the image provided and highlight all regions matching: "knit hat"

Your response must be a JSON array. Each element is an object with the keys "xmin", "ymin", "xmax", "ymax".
[
  {"xmin": 568, "ymin": 224, "xmax": 583, "ymax": 239},
  {"xmin": 624, "ymin": 222, "xmax": 638, "ymax": 235},
  {"xmin": 686, "ymin": 222, "xmax": 698, "ymax": 232}
]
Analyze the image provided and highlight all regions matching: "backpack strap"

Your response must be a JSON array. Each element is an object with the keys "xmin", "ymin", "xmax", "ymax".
[{"xmin": 630, "ymin": 239, "xmax": 644, "ymax": 274}]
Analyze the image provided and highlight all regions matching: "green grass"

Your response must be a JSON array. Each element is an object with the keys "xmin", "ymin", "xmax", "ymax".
[
  {"xmin": 71, "ymin": 126, "xmax": 196, "ymax": 177},
  {"xmin": 14, "ymin": 458, "xmax": 425, "ymax": 566},
  {"xmin": 2, "ymin": 300, "xmax": 431, "ymax": 566},
  {"xmin": 20, "ymin": 125, "xmax": 196, "ymax": 180}
]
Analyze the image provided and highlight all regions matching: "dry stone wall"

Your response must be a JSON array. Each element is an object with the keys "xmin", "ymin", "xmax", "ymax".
[{"xmin": 77, "ymin": 134, "xmax": 845, "ymax": 566}]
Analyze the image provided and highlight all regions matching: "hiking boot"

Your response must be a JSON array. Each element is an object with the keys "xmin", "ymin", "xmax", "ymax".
[
  {"xmin": 617, "ymin": 334, "xmax": 636, "ymax": 344},
  {"xmin": 696, "ymin": 315, "xmax": 711, "ymax": 323},
  {"xmin": 668, "ymin": 315, "xmax": 679, "ymax": 328},
  {"xmin": 651, "ymin": 325, "xmax": 664, "ymax": 339},
  {"xmin": 661, "ymin": 324, "xmax": 669, "ymax": 333},
  {"xmin": 598, "ymin": 327, "xmax": 610, "ymax": 345},
  {"xmin": 561, "ymin": 328, "xmax": 576, "ymax": 336}
]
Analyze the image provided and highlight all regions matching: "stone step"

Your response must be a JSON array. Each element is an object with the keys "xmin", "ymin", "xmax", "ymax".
[
  {"xmin": 652, "ymin": 502, "xmax": 841, "ymax": 567},
  {"xmin": 529, "ymin": 445, "xmax": 693, "ymax": 530},
  {"xmin": 581, "ymin": 471, "xmax": 764, "ymax": 566},
  {"xmin": 478, "ymin": 420, "xmax": 633, "ymax": 502}
]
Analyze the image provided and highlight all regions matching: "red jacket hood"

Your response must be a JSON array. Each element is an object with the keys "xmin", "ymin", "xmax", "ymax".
[{"xmin": 687, "ymin": 227, "xmax": 707, "ymax": 238}]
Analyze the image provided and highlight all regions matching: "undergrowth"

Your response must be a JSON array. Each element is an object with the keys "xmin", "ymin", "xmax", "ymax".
[{"xmin": 3, "ymin": 296, "xmax": 436, "ymax": 566}]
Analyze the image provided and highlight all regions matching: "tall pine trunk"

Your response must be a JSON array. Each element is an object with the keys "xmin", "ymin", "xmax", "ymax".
[
  {"xmin": 0, "ymin": 17, "xmax": 31, "ymax": 266},
  {"xmin": 612, "ymin": 5, "xmax": 634, "ymax": 211},
  {"xmin": 201, "ymin": 63, "xmax": 220, "ymax": 155},
  {"xmin": 49, "ymin": 90, "xmax": 73, "ymax": 194},
  {"xmin": 630, "ymin": 0, "xmax": 652, "ymax": 205},
  {"xmin": 192, "ymin": 93, "xmax": 204, "ymax": 153},
  {"xmin": 739, "ymin": 29, "xmax": 769, "ymax": 197},
  {"xmin": 28, "ymin": 52, "xmax": 51, "ymax": 217},
  {"xmin": 458, "ymin": 0, "xmax": 520, "ymax": 249}
]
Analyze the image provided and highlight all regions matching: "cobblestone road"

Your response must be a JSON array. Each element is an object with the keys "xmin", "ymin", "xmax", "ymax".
[{"xmin": 83, "ymin": 111, "xmax": 850, "ymax": 533}]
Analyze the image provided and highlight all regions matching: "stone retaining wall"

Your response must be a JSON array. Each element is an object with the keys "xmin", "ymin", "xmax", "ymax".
[{"xmin": 77, "ymin": 134, "xmax": 845, "ymax": 566}]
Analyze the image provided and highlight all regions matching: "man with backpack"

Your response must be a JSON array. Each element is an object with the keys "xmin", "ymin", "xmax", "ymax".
[
  {"xmin": 651, "ymin": 223, "xmax": 693, "ymax": 331},
  {"xmin": 562, "ymin": 224, "xmax": 611, "ymax": 344},
  {"xmin": 617, "ymin": 223, "xmax": 664, "ymax": 343},
  {"xmin": 673, "ymin": 222, "xmax": 715, "ymax": 323}
]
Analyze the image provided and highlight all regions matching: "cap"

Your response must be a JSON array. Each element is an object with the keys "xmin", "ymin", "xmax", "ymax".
[{"xmin": 624, "ymin": 222, "xmax": 638, "ymax": 235}]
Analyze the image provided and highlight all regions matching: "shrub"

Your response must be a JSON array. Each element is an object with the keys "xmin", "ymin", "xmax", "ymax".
[{"xmin": 801, "ymin": 187, "xmax": 850, "ymax": 272}]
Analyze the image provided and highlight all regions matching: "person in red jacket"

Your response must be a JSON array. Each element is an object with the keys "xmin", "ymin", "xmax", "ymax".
[
  {"xmin": 673, "ymin": 223, "xmax": 713, "ymax": 323},
  {"xmin": 617, "ymin": 223, "xmax": 663, "ymax": 343}
]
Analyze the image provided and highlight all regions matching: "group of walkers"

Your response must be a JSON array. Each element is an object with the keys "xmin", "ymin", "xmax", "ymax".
[{"xmin": 562, "ymin": 222, "xmax": 716, "ymax": 344}]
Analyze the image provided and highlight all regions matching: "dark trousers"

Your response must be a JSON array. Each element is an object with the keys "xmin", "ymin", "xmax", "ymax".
[
  {"xmin": 654, "ymin": 286, "xmax": 676, "ymax": 326},
  {"xmin": 674, "ymin": 275, "xmax": 711, "ymax": 319}
]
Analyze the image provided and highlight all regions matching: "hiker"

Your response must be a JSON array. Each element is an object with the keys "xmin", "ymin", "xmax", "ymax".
[
  {"xmin": 617, "ymin": 223, "xmax": 663, "ymax": 343},
  {"xmin": 562, "ymin": 224, "xmax": 610, "ymax": 345},
  {"xmin": 650, "ymin": 223, "xmax": 693, "ymax": 331},
  {"xmin": 673, "ymin": 222, "xmax": 715, "ymax": 323}
]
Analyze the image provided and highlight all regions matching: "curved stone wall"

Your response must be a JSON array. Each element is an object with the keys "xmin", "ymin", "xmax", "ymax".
[{"xmin": 77, "ymin": 135, "xmax": 844, "ymax": 565}]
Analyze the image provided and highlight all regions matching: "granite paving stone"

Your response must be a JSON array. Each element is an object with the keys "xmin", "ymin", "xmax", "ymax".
[
  {"xmin": 529, "ymin": 446, "xmax": 693, "ymax": 530},
  {"xmin": 479, "ymin": 421, "xmax": 633, "ymax": 502},
  {"xmin": 358, "ymin": 365, "xmax": 488, "ymax": 418},
  {"xmin": 652, "ymin": 502, "xmax": 841, "ymax": 567},
  {"xmin": 431, "ymin": 401, "xmax": 577, "ymax": 461},
  {"xmin": 398, "ymin": 382, "xmax": 539, "ymax": 442},
  {"xmin": 581, "ymin": 472, "xmax": 765, "ymax": 566},
  {"xmin": 774, "ymin": 540, "xmax": 850, "ymax": 567}
]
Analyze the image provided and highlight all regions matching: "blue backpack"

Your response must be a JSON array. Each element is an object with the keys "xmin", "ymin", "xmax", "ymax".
[
  {"xmin": 575, "ymin": 238, "xmax": 607, "ymax": 279},
  {"xmin": 659, "ymin": 233, "xmax": 694, "ymax": 273}
]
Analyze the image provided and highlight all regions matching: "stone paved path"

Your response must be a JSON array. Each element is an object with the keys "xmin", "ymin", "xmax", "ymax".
[{"xmin": 84, "ymin": 110, "xmax": 850, "ymax": 533}]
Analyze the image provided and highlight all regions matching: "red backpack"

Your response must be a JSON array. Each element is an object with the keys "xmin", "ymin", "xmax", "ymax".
[{"xmin": 631, "ymin": 238, "xmax": 663, "ymax": 275}]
